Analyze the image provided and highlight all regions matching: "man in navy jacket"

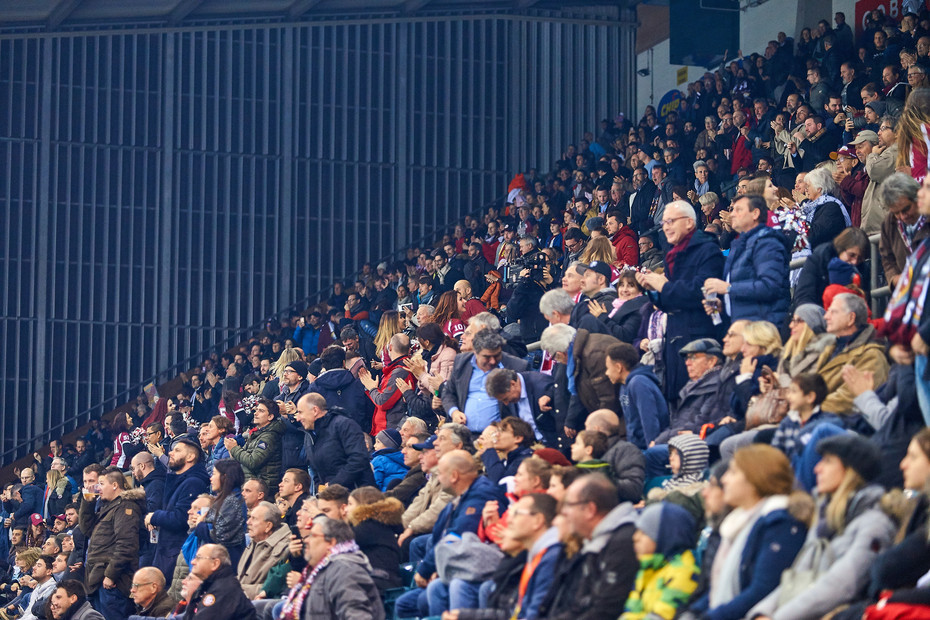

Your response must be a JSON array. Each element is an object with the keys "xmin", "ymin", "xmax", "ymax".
[{"xmin": 295, "ymin": 393, "xmax": 376, "ymax": 491}]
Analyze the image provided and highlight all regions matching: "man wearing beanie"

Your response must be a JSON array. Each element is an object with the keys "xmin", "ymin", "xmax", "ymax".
[
  {"xmin": 276, "ymin": 359, "xmax": 311, "ymax": 415},
  {"xmin": 371, "ymin": 428, "xmax": 408, "ymax": 492}
]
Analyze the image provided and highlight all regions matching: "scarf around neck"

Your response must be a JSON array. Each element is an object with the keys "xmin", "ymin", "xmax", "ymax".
[{"xmin": 280, "ymin": 540, "xmax": 361, "ymax": 620}]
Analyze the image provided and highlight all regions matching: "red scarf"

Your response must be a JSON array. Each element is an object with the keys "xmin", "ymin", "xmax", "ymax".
[{"xmin": 664, "ymin": 230, "xmax": 695, "ymax": 278}]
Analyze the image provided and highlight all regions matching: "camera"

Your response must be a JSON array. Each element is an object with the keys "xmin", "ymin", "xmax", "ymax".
[{"xmin": 502, "ymin": 250, "xmax": 547, "ymax": 287}]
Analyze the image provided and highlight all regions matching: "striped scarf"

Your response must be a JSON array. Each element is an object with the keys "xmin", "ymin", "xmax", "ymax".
[
  {"xmin": 279, "ymin": 541, "xmax": 361, "ymax": 620},
  {"xmin": 883, "ymin": 239, "xmax": 930, "ymax": 346}
]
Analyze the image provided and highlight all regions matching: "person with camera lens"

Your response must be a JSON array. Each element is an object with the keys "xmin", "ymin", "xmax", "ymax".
[{"xmin": 504, "ymin": 237, "xmax": 551, "ymax": 343}]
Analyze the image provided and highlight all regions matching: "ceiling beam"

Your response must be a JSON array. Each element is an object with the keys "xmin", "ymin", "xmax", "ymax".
[
  {"xmin": 48, "ymin": 0, "xmax": 84, "ymax": 29},
  {"xmin": 168, "ymin": 0, "xmax": 205, "ymax": 24},
  {"xmin": 515, "ymin": 0, "xmax": 542, "ymax": 7},
  {"xmin": 287, "ymin": 0, "xmax": 323, "ymax": 18},
  {"xmin": 402, "ymin": 0, "xmax": 433, "ymax": 13}
]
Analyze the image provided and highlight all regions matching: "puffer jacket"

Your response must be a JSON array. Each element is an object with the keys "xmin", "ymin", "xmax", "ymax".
[
  {"xmin": 654, "ymin": 367, "xmax": 723, "ymax": 444},
  {"xmin": 229, "ymin": 417, "xmax": 285, "ymax": 495},
  {"xmin": 349, "ymin": 497, "xmax": 404, "ymax": 591},
  {"xmin": 603, "ymin": 436, "xmax": 647, "ymax": 504},
  {"xmin": 370, "ymin": 449, "xmax": 408, "ymax": 492},
  {"xmin": 750, "ymin": 485, "xmax": 896, "ymax": 620},
  {"xmin": 303, "ymin": 409, "xmax": 377, "ymax": 490},
  {"xmin": 149, "ymin": 462, "xmax": 211, "ymax": 582},
  {"xmin": 299, "ymin": 551, "xmax": 385, "ymax": 620},
  {"xmin": 79, "ymin": 487, "xmax": 146, "ymax": 596},
  {"xmin": 237, "ymin": 523, "xmax": 291, "ymax": 599},
  {"xmin": 723, "ymin": 223, "xmax": 791, "ymax": 329},
  {"xmin": 195, "ymin": 491, "xmax": 247, "ymax": 566},
  {"xmin": 815, "ymin": 325, "xmax": 890, "ymax": 415}
]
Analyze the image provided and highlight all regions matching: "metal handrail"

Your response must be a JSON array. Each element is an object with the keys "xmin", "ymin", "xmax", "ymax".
[{"xmin": 4, "ymin": 197, "xmax": 506, "ymax": 465}]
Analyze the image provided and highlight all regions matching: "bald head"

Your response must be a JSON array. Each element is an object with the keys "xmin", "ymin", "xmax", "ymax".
[
  {"xmin": 441, "ymin": 450, "xmax": 478, "ymax": 475},
  {"xmin": 135, "ymin": 567, "xmax": 165, "ymax": 589},
  {"xmin": 584, "ymin": 409, "xmax": 621, "ymax": 437},
  {"xmin": 130, "ymin": 566, "xmax": 166, "ymax": 607},
  {"xmin": 437, "ymin": 449, "xmax": 479, "ymax": 496}
]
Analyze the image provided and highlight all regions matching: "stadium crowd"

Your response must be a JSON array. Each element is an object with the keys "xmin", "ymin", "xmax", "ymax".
[{"xmin": 5, "ymin": 6, "xmax": 930, "ymax": 620}]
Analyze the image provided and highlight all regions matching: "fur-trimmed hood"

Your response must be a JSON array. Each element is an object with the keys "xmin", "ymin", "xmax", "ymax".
[
  {"xmin": 121, "ymin": 487, "xmax": 147, "ymax": 502},
  {"xmin": 349, "ymin": 497, "xmax": 404, "ymax": 527}
]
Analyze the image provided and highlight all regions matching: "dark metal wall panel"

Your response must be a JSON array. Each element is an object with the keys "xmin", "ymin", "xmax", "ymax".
[{"xmin": 0, "ymin": 13, "xmax": 634, "ymax": 461}]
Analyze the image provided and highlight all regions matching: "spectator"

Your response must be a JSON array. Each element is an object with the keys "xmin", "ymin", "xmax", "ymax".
[
  {"xmin": 308, "ymin": 346, "xmax": 371, "ymax": 431},
  {"xmin": 442, "ymin": 330, "xmax": 528, "ymax": 434},
  {"xmin": 539, "ymin": 324, "xmax": 622, "ymax": 436},
  {"xmin": 144, "ymin": 438, "xmax": 211, "ymax": 583},
  {"xmin": 48, "ymin": 580, "xmax": 104, "ymax": 620},
  {"xmin": 129, "ymin": 451, "xmax": 165, "ymax": 567},
  {"xmin": 703, "ymin": 194, "xmax": 791, "ymax": 328},
  {"xmin": 540, "ymin": 475, "xmax": 638, "ymax": 620},
  {"xmin": 346, "ymin": 487, "xmax": 404, "ymax": 592},
  {"xmin": 637, "ymin": 235, "xmax": 663, "ymax": 271},
  {"xmin": 636, "ymin": 200, "xmax": 725, "ymax": 401},
  {"xmin": 199, "ymin": 415, "xmax": 232, "ymax": 475},
  {"xmin": 128, "ymin": 567, "xmax": 175, "ymax": 618},
  {"xmin": 879, "ymin": 172, "xmax": 927, "ymax": 288},
  {"xmin": 278, "ymin": 517, "xmax": 384, "ymax": 620},
  {"xmin": 386, "ymin": 434, "xmax": 429, "ymax": 507},
  {"xmin": 294, "ymin": 393, "xmax": 376, "ymax": 489},
  {"xmin": 274, "ymin": 359, "xmax": 311, "ymax": 416},
  {"xmin": 453, "ymin": 280, "xmax": 489, "ymax": 324},
  {"xmin": 587, "ymin": 270, "xmax": 648, "ymax": 344},
  {"xmin": 475, "ymin": 415, "xmax": 535, "ymax": 485},
  {"xmin": 195, "ymin": 459, "xmax": 247, "ymax": 568},
  {"xmin": 398, "ymin": 435, "xmax": 451, "ymax": 551},
  {"xmin": 224, "ymin": 398, "xmax": 285, "ymax": 496},
  {"xmin": 12, "ymin": 469, "xmax": 43, "ymax": 529},
  {"xmin": 184, "ymin": 544, "xmax": 256, "ymax": 619},
  {"xmin": 237, "ymin": 501, "xmax": 291, "ymax": 600},
  {"xmin": 240, "ymin": 479, "xmax": 267, "ymax": 511},
  {"xmin": 794, "ymin": 226, "xmax": 870, "ymax": 308},
  {"xmin": 79, "ymin": 469, "xmax": 145, "ymax": 620},
  {"xmin": 606, "ymin": 210, "xmax": 639, "ymax": 266},
  {"xmin": 484, "ymin": 369, "xmax": 554, "ymax": 446},
  {"xmin": 278, "ymin": 468, "xmax": 311, "ymax": 530},
  {"xmin": 583, "ymin": 409, "xmax": 647, "ymax": 504},
  {"xmin": 605, "ymin": 343, "xmax": 669, "ymax": 450},
  {"xmin": 19, "ymin": 554, "xmax": 57, "ymax": 620},
  {"xmin": 358, "ymin": 334, "xmax": 415, "ymax": 434},
  {"xmin": 370, "ymin": 429, "xmax": 408, "ymax": 492},
  {"xmin": 802, "ymin": 166, "xmax": 853, "ymax": 250}
]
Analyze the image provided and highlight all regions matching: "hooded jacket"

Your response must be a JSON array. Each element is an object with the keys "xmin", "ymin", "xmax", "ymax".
[
  {"xmin": 622, "ymin": 504, "xmax": 699, "ymax": 620},
  {"xmin": 619, "ymin": 364, "xmax": 669, "ymax": 449},
  {"xmin": 79, "ymin": 487, "xmax": 146, "ymax": 596},
  {"xmin": 603, "ymin": 436, "xmax": 647, "ymax": 505},
  {"xmin": 310, "ymin": 370, "xmax": 372, "ymax": 431},
  {"xmin": 750, "ymin": 485, "xmax": 896, "ymax": 620},
  {"xmin": 542, "ymin": 503, "xmax": 639, "ymax": 620},
  {"xmin": 611, "ymin": 226, "xmax": 640, "ymax": 267},
  {"xmin": 230, "ymin": 417, "xmax": 286, "ymax": 495},
  {"xmin": 149, "ymin": 462, "xmax": 211, "ymax": 580},
  {"xmin": 723, "ymin": 223, "xmax": 791, "ymax": 328},
  {"xmin": 349, "ymin": 497, "xmax": 404, "ymax": 591},
  {"xmin": 654, "ymin": 367, "xmax": 724, "ymax": 444},
  {"xmin": 371, "ymin": 448, "xmax": 408, "ymax": 492},
  {"xmin": 298, "ymin": 551, "xmax": 385, "ymax": 620},
  {"xmin": 237, "ymin": 523, "xmax": 291, "ymax": 599}
]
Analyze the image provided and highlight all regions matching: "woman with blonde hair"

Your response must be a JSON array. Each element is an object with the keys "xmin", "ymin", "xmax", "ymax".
[
  {"xmin": 682, "ymin": 444, "xmax": 808, "ymax": 619},
  {"xmin": 748, "ymin": 434, "xmax": 895, "ymax": 620},
  {"xmin": 43, "ymin": 467, "xmax": 71, "ymax": 520},
  {"xmin": 730, "ymin": 321, "xmax": 783, "ymax": 421},
  {"xmin": 373, "ymin": 310, "xmax": 406, "ymax": 366},
  {"xmin": 895, "ymin": 87, "xmax": 930, "ymax": 182},
  {"xmin": 271, "ymin": 347, "xmax": 303, "ymax": 383},
  {"xmin": 777, "ymin": 304, "xmax": 835, "ymax": 377},
  {"xmin": 579, "ymin": 235, "xmax": 618, "ymax": 266}
]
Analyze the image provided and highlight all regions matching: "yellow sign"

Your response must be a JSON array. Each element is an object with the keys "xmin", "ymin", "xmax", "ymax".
[{"xmin": 676, "ymin": 66, "xmax": 688, "ymax": 85}]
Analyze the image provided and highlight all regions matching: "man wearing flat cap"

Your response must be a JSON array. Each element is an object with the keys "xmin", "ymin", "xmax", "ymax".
[{"xmin": 643, "ymin": 338, "xmax": 726, "ymax": 479}]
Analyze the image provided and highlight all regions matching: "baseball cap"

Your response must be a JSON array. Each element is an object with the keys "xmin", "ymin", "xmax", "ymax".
[
  {"xmin": 584, "ymin": 260, "xmax": 613, "ymax": 281},
  {"xmin": 412, "ymin": 435, "xmax": 437, "ymax": 451}
]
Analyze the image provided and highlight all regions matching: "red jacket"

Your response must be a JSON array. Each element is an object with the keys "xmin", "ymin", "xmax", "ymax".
[
  {"xmin": 368, "ymin": 355, "xmax": 415, "ymax": 435},
  {"xmin": 839, "ymin": 166, "xmax": 868, "ymax": 227},
  {"xmin": 730, "ymin": 134, "xmax": 753, "ymax": 175},
  {"xmin": 610, "ymin": 226, "xmax": 639, "ymax": 267}
]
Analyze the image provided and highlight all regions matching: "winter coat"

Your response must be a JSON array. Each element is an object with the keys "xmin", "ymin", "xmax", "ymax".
[
  {"xmin": 149, "ymin": 463, "xmax": 211, "ymax": 581},
  {"xmin": 12, "ymin": 483, "xmax": 42, "ymax": 527},
  {"xmin": 839, "ymin": 166, "xmax": 869, "ymax": 228},
  {"xmin": 652, "ymin": 231, "xmax": 725, "ymax": 399},
  {"xmin": 654, "ymin": 367, "xmax": 723, "ymax": 444},
  {"xmin": 195, "ymin": 491, "xmax": 247, "ymax": 563},
  {"xmin": 138, "ymin": 463, "xmax": 167, "ymax": 566},
  {"xmin": 622, "ymin": 550, "xmax": 699, "ymax": 620},
  {"xmin": 541, "ymin": 503, "xmax": 639, "ymax": 620},
  {"xmin": 808, "ymin": 195, "xmax": 849, "ymax": 251},
  {"xmin": 416, "ymin": 476, "xmax": 507, "ymax": 579},
  {"xmin": 69, "ymin": 602, "xmax": 104, "ymax": 620},
  {"xmin": 371, "ymin": 449, "xmax": 408, "ymax": 492},
  {"xmin": 603, "ymin": 436, "xmax": 647, "ymax": 504},
  {"xmin": 815, "ymin": 325, "xmax": 890, "ymax": 415},
  {"xmin": 79, "ymin": 487, "xmax": 146, "ymax": 596},
  {"xmin": 183, "ymin": 564, "xmax": 257, "ymax": 620},
  {"xmin": 597, "ymin": 295, "xmax": 648, "ymax": 344},
  {"xmin": 723, "ymin": 223, "xmax": 791, "ymax": 328},
  {"xmin": 870, "ymin": 494, "xmax": 930, "ymax": 597},
  {"xmin": 366, "ymin": 355, "xmax": 415, "ymax": 435},
  {"xmin": 136, "ymin": 590, "xmax": 177, "ymax": 618},
  {"xmin": 879, "ymin": 208, "xmax": 930, "ymax": 285},
  {"xmin": 750, "ymin": 485, "xmax": 896, "ymax": 620},
  {"xmin": 44, "ymin": 477, "xmax": 72, "ymax": 519},
  {"xmin": 309, "ymin": 370, "xmax": 372, "ymax": 432},
  {"xmin": 402, "ymin": 472, "xmax": 452, "ymax": 535},
  {"xmin": 385, "ymin": 464, "xmax": 427, "ymax": 507},
  {"xmin": 237, "ymin": 523, "xmax": 291, "ymax": 599},
  {"xmin": 862, "ymin": 144, "xmax": 896, "ymax": 235},
  {"xmin": 304, "ymin": 410, "xmax": 377, "ymax": 490},
  {"xmin": 298, "ymin": 551, "xmax": 385, "ymax": 620},
  {"xmin": 639, "ymin": 247, "xmax": 664, "ymax": 272},
  {"xmin": 793, "ymin": 242, "xmax": 870, "ymax": 310},
  {"xmin": 611, "ymin": 226, "xmax": 640, "ymax": 266},
  {"xmin": 618, "ymin": 364, "xmax": 669, "ymax": 449},
  {"xmin": 229, "ymin": 417, "xmax": 285, "ymax": 496},
  {"xmin": 349, "ymin": 497, "xmax": 404, "ymax": 591},
  {"xmin": 564, "ymin": 329, "xmax": 623, "ymax": 430}
]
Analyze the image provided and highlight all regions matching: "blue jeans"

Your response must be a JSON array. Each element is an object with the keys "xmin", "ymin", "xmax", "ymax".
[
  {"xmin": 408, "ymin": 534, "xmax": 431, "ymax": 567},
  {"xmin": 426, "ymin": 578, "xmax": 482, "ymax": 615},
  {"xmin": 92, "ymin": 586, "xmax": 135, "ymax": 620},
  {"xmin": 917, "ymin": 355, "xmax": 930, "ymax": 426},
  {"xmin": 394, "ymin": 587, "xmax": 428, "ymax": 619}
]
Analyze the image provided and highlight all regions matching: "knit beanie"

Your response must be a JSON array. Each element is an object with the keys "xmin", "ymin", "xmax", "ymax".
[
  {"xmin": 286, "ymin": 360, "xmax": 309, "ymax": 379},
  {"xmin": 793, "ymin": 304, "xmax": 827, "ymax": 334},
  {"xmin": 376, "ymin": 428, "xmax": 402, "ymax": 450},
  {"xmin": 816, "ymin": 433, "xmax": 882, "ymax": 482},
  {"xmin": 635, "ymin": 503, "xmax": 664, "ymax": 544}
]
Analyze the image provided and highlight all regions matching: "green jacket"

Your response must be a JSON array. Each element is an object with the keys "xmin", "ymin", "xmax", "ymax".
[
  {"xmin": 621, "ymin": 550, "xmax": 699, "ymax": 620},
  {"xmin": 230, "ymin": 417, "xmax": 285, "ymax": 495}
]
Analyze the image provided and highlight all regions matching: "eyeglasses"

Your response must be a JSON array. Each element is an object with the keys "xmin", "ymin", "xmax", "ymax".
[
  {"xmin": 511, "ymin": 509, "xmax": 537, "ymax": 517},
  {"xmin": 879, "ymin": 125, "xmax": 892, "ymax": 131},
  {"xmin": 661, "ymin": 216, "xmax": 689, "ymax": 227},
  {"xmin": 130, "ymin": 582, "xmax": 154, "ymax": 589}
]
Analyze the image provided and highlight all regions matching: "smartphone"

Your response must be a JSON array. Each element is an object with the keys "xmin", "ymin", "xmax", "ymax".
[{"xmin": 399, "ymin": 303, "xmax": 412, "ymax": 311}]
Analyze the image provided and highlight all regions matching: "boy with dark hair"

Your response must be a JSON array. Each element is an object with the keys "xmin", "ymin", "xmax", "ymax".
[
  {"xmin": 480, "ymin": 416, "xmax": 536, "ymax": 485},
  {"xmin": 571, "ymin": 430, "xmax": 611, "ymax": 475}
]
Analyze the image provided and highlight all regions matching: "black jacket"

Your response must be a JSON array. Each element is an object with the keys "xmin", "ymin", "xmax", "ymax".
[
  {"xmin": 183, "ymin": 564, "xmax": 256, "ymax": 620},
  {"xmin": 309, "ymin": 370, "xmax": 373, "ymax": 431},
  {"xmin": 348, "ymin": 497, "xmax": 404, "ymax": 591},
  {"xmin": 807, "ymin": 196, "xmax": 849, "ymax": 251},
  {"xmin": 304, "ymin": 409, "xmax": 377, "ymax": 490},
  {"xmin": 587, "ymin": 295, "xmax": 648, "ymax": 344},
  {"xmin": 630, "ymin": 180, "xmax": 658, "ymax": 234},
  {"xmin": 793, "ymin": 241, "xmax": 869, "ymax": 309}
]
